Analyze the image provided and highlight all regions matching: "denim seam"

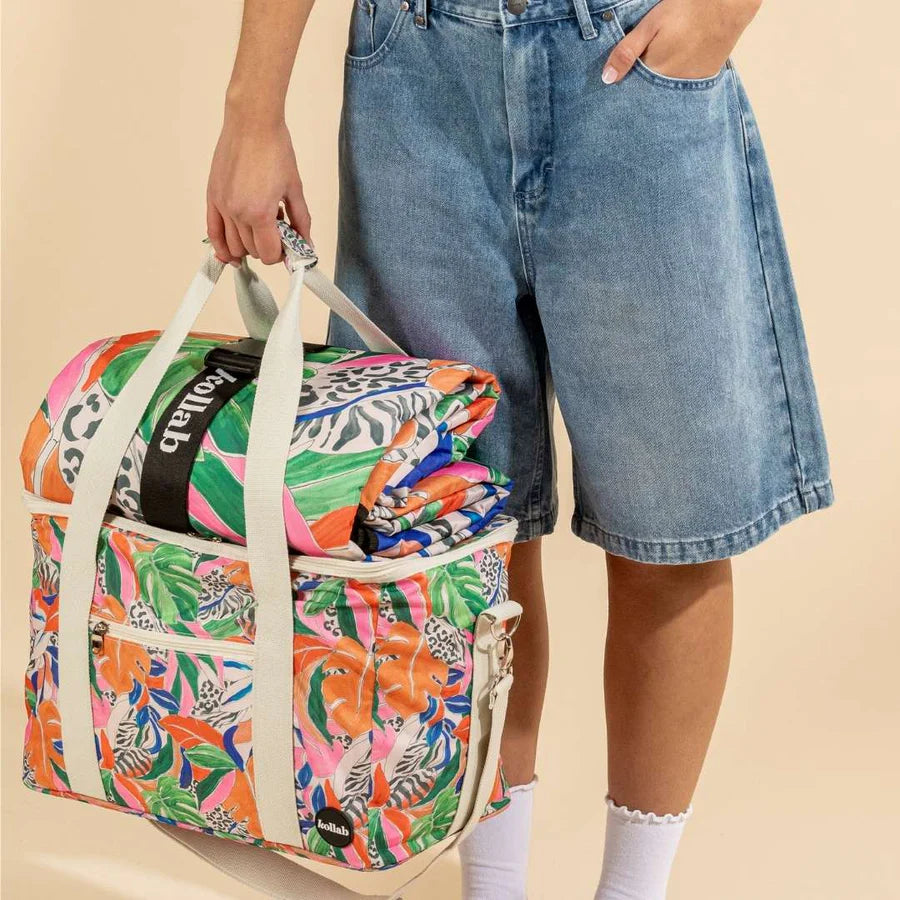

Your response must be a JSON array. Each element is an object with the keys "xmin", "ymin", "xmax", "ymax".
[
  {"xmin": 513, "ymin": 508, "xmax": 558, "ymax": 543},
  {"xmin": 728, "ymin": 65, "xmax": 806, "ymax": 491},
  {"xmin": 427, "ymin": 0, "xmax": 633, "ymax": 28},
  {"xmin": 345, "ymin": 5, "xmax": 410, "ymax": 69},
  {"xmin": 572, "ymin": 479, "xmax": 834, "ymax": 562},
  {"xmin": 525, "ymin": 333, "xmax": 548, "ymax": 526}
]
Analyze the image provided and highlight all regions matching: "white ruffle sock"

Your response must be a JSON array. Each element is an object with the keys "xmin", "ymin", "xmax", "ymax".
[
  {"xmin": 458, "ymin": 778, "xmax": 537, "ymax": 899},
  {"xmin": 594, "ymin": 796, "xmax": 692, "ymax": 900}
]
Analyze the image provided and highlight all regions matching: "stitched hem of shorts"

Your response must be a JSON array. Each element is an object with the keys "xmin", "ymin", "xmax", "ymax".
[
  {"xmin": 571, "ymin": 480, "xmax": 834, "ymax": 564},
  {"xmin": 512, "ymin": 508, "xmax": 558, "ymax": 544}
]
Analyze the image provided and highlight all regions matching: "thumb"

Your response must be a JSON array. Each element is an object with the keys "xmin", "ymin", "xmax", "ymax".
[
  {"xmin": 283, "ymin": 182, "xmax": 313, "ymax": 246},
  {"xmin": 602, "ymin": 18, "xmax": 656, "ymax": 84}
]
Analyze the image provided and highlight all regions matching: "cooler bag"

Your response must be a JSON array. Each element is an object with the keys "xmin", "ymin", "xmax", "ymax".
[{"xmin": 21, "ymin": 224, "xmax": 521, "ymax": 899}]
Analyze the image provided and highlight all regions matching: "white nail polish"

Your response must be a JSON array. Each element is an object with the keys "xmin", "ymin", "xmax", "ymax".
[{"xmin": 602, "ymin": 65, "xmax": 618, "ymax": 84}]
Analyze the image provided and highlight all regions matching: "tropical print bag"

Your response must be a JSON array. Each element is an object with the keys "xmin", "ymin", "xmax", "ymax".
[{"xmin": 21, "ymin": 226, "xmax": 520, "ymax": 899}]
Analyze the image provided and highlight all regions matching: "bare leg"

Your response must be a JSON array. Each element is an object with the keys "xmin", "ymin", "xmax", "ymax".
[
  {"xmin": 457, "ymin": 540, "xmax": 547, "ymax": 898},
  {"xmin": 604, "ymin": 555, "xmax": 733, "ymax": 815},
  {"xmin": 500, "ymin": 538, "xmax": 549, "ymax": 786}
]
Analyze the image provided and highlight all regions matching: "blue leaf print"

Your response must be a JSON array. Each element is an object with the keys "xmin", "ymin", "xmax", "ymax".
[
  {"xmin": 178, "ymin": 749, "xmax": 192, "ymax": 788},
  {"xmin": 444, "ymin": 694, "xmax": 470, "ymax": 714},
  {"xmin": 149, "ymin": 687, "xmax": 179, "ymax": 713},
  {"xmin": 223, "ymin": 725, "xmax": 245, "ymax": 771}
]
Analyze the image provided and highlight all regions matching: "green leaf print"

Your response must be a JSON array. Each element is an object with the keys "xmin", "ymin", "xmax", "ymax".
[
  {"xmin": 203, "ymin": 614, "xmax": 246, "ymax": 641},
  {"xmin": 102, "ymin": 536, "xmax": 121, "ymax": 598},
  {"xmin": 335, "ymin": 603, "xmax": 360, "ymax": 644},
  {"xmin": 302, "ymin": 578, "xmax": 346, "ymax": 616},
  {"xmin": 101, "ymin": 768, "xmax": 126, "ymax": 805},
  {"xmin": 429, "ymin": 560, "xmax": 484, "ymax": 629},
  {"xmin": 177, "ymin": 653, "xmax": 200, "ymax": 696},
  {"xmin": 368, "ymin": 810, "xmax": 398, "ymax": 868},
  {"xmin": 307, "ymin": 827, "xmax": 344, "ymax": 861},
  {"xmin": 408, "ymin": 788, "xmax": 459, "ymax": 851},
  {"xmin": 204, "ymin": 389, "xmax": 253, "ymax": 455},
  {"xmin": 132, "ymin": 544, "xmax": 200, "ymax": 624},
  {"xmin": 196, "ymin": 769, "xmax": 232, "ymax": 806},
  {"xmin": 142, "ymin": 775, "xmax": 207, "ymax": 827},
  {"xmin": 284, "ymin": 448, "xmax": 384, "ymax": 521},
  {"xmin": 382, "ymin": 584, "xmax": 414, "ymax": 626},
  {"xmin": 144, "ymin": 738, "xmax": 175, "ymax": 780},
  {"xmin": 188, "ymin": 454, "xmax": 247, "ymax": 538},
  {"xmin": 184, "ymin": 744, "xmax": 237, "ymax": 771},
  {"xmin": 419, "ymin": 745, "xmax": 462, "ymax": 806}
]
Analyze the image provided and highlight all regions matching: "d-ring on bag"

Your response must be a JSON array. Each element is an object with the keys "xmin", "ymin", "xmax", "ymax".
[{"xmin": 20, "ymin": 224, "xmax": 520, "ymax": 899}]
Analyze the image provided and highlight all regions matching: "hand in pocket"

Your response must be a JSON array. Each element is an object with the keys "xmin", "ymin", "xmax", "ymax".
[{"xmin": 602, "ymin": 0, "xmax": 761, "ymax": 84}]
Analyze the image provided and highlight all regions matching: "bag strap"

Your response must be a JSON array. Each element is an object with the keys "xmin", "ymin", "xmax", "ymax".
[
  {"xmin": 232, "ymin": 224, "xmax": 404, "ymax": 354},
  {"xmin": 153, "ymin": 671, "xmax": 513, "ymax": 900}
]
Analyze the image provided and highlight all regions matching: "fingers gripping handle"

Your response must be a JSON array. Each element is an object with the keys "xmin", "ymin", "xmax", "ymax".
[{"xmin": 218, "ymin": 221, "xmax": 403, "ymax": 353}]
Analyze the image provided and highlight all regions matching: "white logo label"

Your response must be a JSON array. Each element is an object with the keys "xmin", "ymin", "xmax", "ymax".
[{"xmin": 158, "ymin": 368, "xmax": 237, "ymax": 453}]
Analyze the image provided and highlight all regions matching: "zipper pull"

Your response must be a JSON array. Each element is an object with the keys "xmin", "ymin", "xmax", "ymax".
[{"xmin": 90, "ymin": 620, "xmax": 110, "ymax": 656}]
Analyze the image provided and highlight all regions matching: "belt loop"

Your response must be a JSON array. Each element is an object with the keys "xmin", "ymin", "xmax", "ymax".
[
  {"xmin": 573, "ymin": 0, "xmax": 598, "ymax": 40},
  {"xmin": 414, "ymin": 0, "xmax": 429, "ymax": 29}
]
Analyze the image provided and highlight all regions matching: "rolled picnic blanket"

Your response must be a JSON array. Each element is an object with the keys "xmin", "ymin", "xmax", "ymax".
[{"xmin": 21, "ymin": 331, "xmax": 511, "ymax": 560}]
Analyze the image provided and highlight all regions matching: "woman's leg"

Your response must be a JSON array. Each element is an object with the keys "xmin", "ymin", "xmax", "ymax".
[
  {"xmin": 605, "ymin": 555, "xmax": 733, "ymax": 814},
  {"xmin": 596, "ymin": 555, "xmax": 733, "ymax": 899},
  {"xmin": 501, "ymin": 539, "xmax": 550, "ymax": 786},
  {"xmin": 458, "ymin": 539, "xmax": 548, "ymax": 899}
]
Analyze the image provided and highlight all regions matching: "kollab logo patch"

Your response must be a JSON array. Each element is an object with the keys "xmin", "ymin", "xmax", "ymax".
[{"xmin": 314, "ymin": 807, "xmax": 355, "ymax": 848}]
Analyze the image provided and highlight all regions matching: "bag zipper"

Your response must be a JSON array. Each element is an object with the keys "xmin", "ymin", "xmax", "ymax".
[
  {"xmin": 89, "ymin": 616, "xmax": 255, "ymax": 661},
  {"xmin": 23, "ymin": 492, "xmax": 517, "ymax": 583}
]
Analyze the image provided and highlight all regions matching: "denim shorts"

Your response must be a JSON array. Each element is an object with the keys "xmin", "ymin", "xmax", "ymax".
[{"xmin": 328, "ymin": 0, "xmax": 834, "ymax": 563}]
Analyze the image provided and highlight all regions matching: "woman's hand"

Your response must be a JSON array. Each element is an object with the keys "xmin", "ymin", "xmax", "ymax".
[
  {"xmin": 206, "ymin": 109, "xmax": 312, "ymax": 267},
  {"xmin": 602, "ymin": 0, "xmax": 762, "ymax": 84}
]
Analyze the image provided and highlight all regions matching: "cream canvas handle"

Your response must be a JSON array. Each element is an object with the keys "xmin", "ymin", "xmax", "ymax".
[{"xmin": 232, "ymin": 223, "xmax": 403, "ymax": 354}]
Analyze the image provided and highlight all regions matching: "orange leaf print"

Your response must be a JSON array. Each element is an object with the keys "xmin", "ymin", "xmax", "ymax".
[
  {"xmin": 223, "ymin": 769, "xmax": 262, "ymax": 838},
  {"xmin": 20, "ymin": 408, "xmax": 50, "ymax": 494},
  {"xmin": 24, "ymin": 700, "xmax": 65, "ymax": 788},
  {"xmin": 223, "ymin": 560, "xmax": 251, "ymax": 589},
  {"xmin": 424, "ymin": 365, "xmax": 470, "ymax": 395},
  {"xmin": 383, "ymin": 806, "xmax": 413, "ymax": 842},
  {"xmin": 159, "ymin": 715, "xmax": 226, "ymax": 750},
  {"xmin": 376, "ymin": 622, "xmax": 448, "ymax": 719},
  {"xmin": 371, "ymin": 763, "xmax": 390, "ymax": 807},
  {"xmin": 322, "ymin": 637, "xmax": 375, "ymax": 739},
  {"xmin": 81, "ymin": 330, "xmax": 159, "ymax": 389},
  {"xmin": 36, "ymin": 452, "xmax": 73, "ymax": 504},
  {"xmin": 99, "ymin": 730, "xmax": 115, "ymax": 769},
  {"xmin": 310, "ymin": 505, "xmax": 358, "ymax": 552},
  {"xmin": 97, "ymin": 637, "xmax": 150, "ymax": 694}
]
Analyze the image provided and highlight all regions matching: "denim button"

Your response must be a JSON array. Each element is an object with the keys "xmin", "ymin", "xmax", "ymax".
[
  {"xmin": 507, "ymin": 0, "xmax": 528, "ymax": 14},
  {"xmin": 601, "ymin": 10, "xmax": 614, "ymax": 20}
]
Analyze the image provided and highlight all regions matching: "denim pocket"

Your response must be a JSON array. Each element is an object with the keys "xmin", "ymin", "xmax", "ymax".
[
  {"xmin": 345, "ymin": 0, "xmax": 411, "ymax": 70},
  {"xmin": 603, "ymin": 0, "xmax": 727, "ymax": 91}
]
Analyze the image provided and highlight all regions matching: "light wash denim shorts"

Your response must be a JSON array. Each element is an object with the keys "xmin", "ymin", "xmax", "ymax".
[{"xmin": 328, "ymin": 0, "xmax": 833, "ymax": 563}]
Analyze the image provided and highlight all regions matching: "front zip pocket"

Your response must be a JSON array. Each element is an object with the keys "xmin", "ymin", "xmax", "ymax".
[{"xmin": 89, "ymin": 616, "xmax": 255, "ymax": 662}]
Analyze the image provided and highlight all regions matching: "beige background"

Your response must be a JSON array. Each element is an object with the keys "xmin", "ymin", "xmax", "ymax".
[{"xmin": 2, "ymin": 1, "xmax": 899, "ymax": 897}]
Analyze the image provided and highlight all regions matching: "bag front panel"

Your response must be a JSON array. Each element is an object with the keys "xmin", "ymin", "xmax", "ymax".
[{"xmin": 23, "ymin": 512, "xmax": 512, "ymax": 870}]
